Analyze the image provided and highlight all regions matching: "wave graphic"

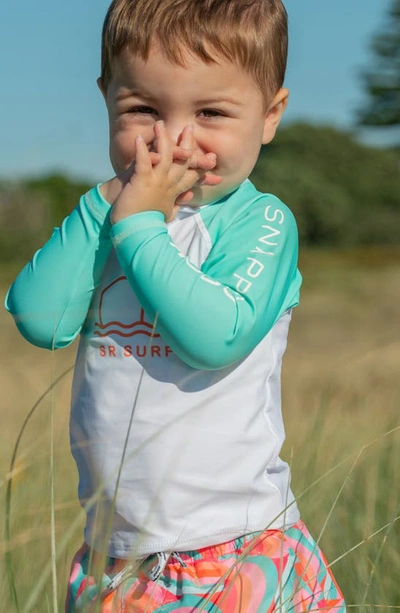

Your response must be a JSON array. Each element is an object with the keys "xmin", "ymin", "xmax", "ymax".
[{"xmin": 93, "ymin": 275, "xmax": 160, "ymax": 339}]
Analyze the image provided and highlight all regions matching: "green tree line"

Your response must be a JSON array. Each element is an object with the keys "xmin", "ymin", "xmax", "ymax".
[
  {"xmin": 0, "ymin": 123, "xmax": 399, "ymax": 264},
  {"xmin": 357, "ymin": 0, "xmax": 400, "ymax": 127}
]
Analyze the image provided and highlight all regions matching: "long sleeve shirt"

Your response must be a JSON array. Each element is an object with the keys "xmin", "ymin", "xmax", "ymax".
[{"xmin": 6, "ymin": 179, "xmax": 302, "ymax": 556}]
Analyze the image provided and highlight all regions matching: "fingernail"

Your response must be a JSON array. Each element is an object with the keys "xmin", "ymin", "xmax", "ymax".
[
  {"xmin": 136, "ymin": 134, "xmax": 143, "ymax": 140},
  {"xmin": 207, "ymin": 152, "xmax": 216, "ymax": 160},
  {"xmin": 157, "ymin": 120, "xmax": 164, "ymax": 127}
]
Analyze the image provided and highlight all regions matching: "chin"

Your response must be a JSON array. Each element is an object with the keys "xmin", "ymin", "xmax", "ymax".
[{"xmin": 189, "ymin": 183, "xmax": 232, "ymax": 208}]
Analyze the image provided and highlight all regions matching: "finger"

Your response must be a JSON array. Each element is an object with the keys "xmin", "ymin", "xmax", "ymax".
[
  {"xmin": 175, "ymin": 190, "xmax": 194, "ymax": 205},
  {"xmin": 166, "ymin": 203, "xmax": 182, "ymax": 223},
  {"xmin": 170, "ymin": 146, "xmax": 192, "ymax": 162},
  {"xmin": 149, "ymin": 149, "xmax": 191, "ymax": 165},
  {"xmin": 148, "ymin": 151, "xmax": 162, "ymax": 166},
  {"xmin": 178, "ymin": 125, "xmax": 194, "ymax": 154},
  {"xmin": 133, "ymin": 135, "xmax": 152, "ymax": 175},
  {"xmin": 187, "ymin": 152, "xmax": 217, "ymax": 170},
  {"xmin": 171, "ymin": 126, "xmax": 194, "ymax": 171},
  {"xmin": 196, "ymin": 173, "xmax": 223, "ymax": 186},
  {"xmin": 174, "ymin": 167, "xmax": 205, "ymax": 197},
  {"xmin": 170, "ymin": 146, "xmax": 216, "ymax": 165},
  {"xmin": 154, "ymin": 120, "xmax": 173, "ymax": 169},
  {"xmin": 174, "ymin": 170, "xmax": 223, "ymax": 207}
]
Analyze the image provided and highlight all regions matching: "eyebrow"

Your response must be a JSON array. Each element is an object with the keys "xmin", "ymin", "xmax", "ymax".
[
  {"xmin": 115, "ymin": 89, "xmax": 149, "ymax": 102},
  {"xmin": 115, "ymin": 90, "xmax": 243, "ymax": 107},
  {"xmin": 195, "ymin": 97, "xmax": 243, "ymax": 107}
]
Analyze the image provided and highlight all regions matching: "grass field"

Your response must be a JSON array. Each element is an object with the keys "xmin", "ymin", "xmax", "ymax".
[{"xmin": 0, "ymin": 248, "xmax": 399, "ymax": 612}]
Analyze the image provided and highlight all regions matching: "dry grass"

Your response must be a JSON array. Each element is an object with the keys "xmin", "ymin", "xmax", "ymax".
[{"xmin": 0, "ymin": 248, "xmax": 399, "ymax": 611}]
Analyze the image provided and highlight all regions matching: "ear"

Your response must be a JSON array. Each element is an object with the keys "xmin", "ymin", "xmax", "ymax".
[
  {"xmin": 97, "ymin": 77, "xmax": 107, "ymax": 101},
  {"xmin": 262, "ymin": 88, "xmax": 289, "ymax": 145}
]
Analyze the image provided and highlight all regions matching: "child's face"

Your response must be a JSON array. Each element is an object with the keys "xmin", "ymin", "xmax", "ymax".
[{"xmin": 100, "ymin": 44, "xmax": 288, "ymax": 206}]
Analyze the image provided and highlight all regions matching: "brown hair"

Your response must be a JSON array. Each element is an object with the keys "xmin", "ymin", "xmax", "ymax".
[{"xmin": 101, "ymin": 0, "xmax": 288, "ymax": 105}]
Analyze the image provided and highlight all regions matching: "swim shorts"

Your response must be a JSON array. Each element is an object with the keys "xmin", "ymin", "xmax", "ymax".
[{"xmin": 65, "ymin": 520, "xmax": 346, "ymax": 612}]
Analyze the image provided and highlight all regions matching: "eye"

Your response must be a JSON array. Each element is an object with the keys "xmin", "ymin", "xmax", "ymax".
[
  {"xmin": 199, "ymin": 109, "xmax": 225, "ymax": 119},
  {"xmin": 128, "ymin": 105, "xmax": 158, "ymax": 116}
]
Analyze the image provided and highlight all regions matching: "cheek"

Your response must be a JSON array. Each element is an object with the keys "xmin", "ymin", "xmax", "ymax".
[
  {"xmin": 213, "ymin": 138, "xmax": 251, "ymax": 172},
  {"xmin": 197, "ymin": 133, "xmax": 235, "ymax": 167},
  {"xmin": 203, "ymin": 127, "xmax": 260, "ymax": 166},
  {"xmin": 216, "ymin": 129, "xmax": 263, "ymax": 181},
  {"xmin": 109, "ymin": 129, "xmax": 138, "ymax": 172},
  {"xmin": 234, "ymin": 128, "xmax": 263, "ymax": 167}
]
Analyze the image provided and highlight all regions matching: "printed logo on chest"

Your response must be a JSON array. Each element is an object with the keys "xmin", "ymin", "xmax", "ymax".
[{"xmin": 93, "ymin": 276, "xmax": 172, "ymax": 359}]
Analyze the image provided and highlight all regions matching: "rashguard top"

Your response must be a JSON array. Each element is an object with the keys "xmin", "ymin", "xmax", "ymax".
[{"xmin": 6, "ymin": 179, "xmax": 302, "ymax": 557}]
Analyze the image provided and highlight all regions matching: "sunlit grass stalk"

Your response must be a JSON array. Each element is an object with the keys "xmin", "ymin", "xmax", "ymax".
[
  {"xmin": 278, "ymin": 446, "xmax": 294, "ymax": 610},
  {"xmin": 82, "ymin": 481, "xmax": 105, "ymax": 611},
  {"xmin": 360, "ymin": 490, "xmax": 400, "ymax": 606},
  {"xmin": 328, "ymin": 515, "xmax": 400, "ymax": 570},
  {"xmin": 287, "ymin": 443, "xmax": 367, "ymax": 610},
  {"xmin": 271, "ymin": 513, "xmax": 400, "ymax": 612},
  {"xmin": 49, "ymin": 345, "xmax": 58, "ymax": 612},
  {"xmin": 204, "ymin": 424, "xmax": 398, "ymax": 612},
  {"xmin": 4, "ymin": 360, "xmax": 75, "ymax": 612},
  {"xmin": 89, "ymin": 315, "xmax": 159, "ymax": 613},
  {"xmin": 346, "ymin": 607, "xmax": 400, "ymax": 610},
  {"xmin": 197, "ymin": 425, "xmax": 400, "ymax": 612},
  {"xmin": 12, "ymin": 318, "xmax": 165, "ymax": 611},
  {"xmin": 21, "ymin": 464, "xmax": 124, "ymax": 612},
  {"xmin": 276, "ymin": 424, "xmax": 400, "ymax": 610}
]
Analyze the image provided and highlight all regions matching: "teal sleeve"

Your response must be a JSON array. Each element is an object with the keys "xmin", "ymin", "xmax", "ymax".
[
  {"xmin": 111, "ymin": 196, "xmax": 302, "ymax": 370},
  {"xmin": 5, "ymin": 186, "xmax": 112, "ymax": 349}
]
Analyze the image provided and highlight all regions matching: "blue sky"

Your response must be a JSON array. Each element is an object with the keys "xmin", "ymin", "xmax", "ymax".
[{"xmin": 0, "ymin": 0, "xmax": 392, "ymax": 182}]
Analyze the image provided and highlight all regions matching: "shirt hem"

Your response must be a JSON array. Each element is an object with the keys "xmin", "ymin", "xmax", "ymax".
[{"xmin": 91, "ymin": 511, "xmax": 301, "ymax": 558}]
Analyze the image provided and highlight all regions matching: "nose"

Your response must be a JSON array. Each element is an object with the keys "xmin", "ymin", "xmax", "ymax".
[
  {"xmin": 164, "ymin": 121, "xmax": 183, "ymax": 145},
  {"xmin": 156, "ymin": 118, "xmax": 193, "ymax": 149}
]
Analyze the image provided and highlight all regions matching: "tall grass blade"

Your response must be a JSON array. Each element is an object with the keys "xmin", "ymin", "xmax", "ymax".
[
  {"xmin": 4, "ymin": 362, "xmax": 74, "ymax": 612},
  {"xmin": 49, "ymin": 346, "xmax": 58, "ymax": 612},
  {"xmin": 360, "ymin": 501, "xmax": 400, "ymax": 608}
]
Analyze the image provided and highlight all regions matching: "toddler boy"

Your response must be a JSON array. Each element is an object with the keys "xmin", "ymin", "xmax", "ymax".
[{"xmin": 6, "ymin": 0, "xmax": 346, "ymax": 610}]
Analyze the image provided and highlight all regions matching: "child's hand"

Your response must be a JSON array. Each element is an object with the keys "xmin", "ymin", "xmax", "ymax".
[{"xmin": 101, "ymin": 122, "xmax": 222, "ymax": 223}]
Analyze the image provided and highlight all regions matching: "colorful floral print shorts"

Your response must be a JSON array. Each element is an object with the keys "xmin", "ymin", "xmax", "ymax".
[{"xmin": 65, "ymin": 520, "xmax": 346, "ymax": 612}]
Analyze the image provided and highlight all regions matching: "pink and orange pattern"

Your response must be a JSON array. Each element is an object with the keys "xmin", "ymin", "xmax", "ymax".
[{"xmin": 66, "ymin": 521, "xmax": 346, "ymax": 612}]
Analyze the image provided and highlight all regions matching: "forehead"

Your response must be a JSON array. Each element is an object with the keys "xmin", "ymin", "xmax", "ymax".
[{"xmin": 109, "ymin": 44, "xmax": 262, "ymax": 100}]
